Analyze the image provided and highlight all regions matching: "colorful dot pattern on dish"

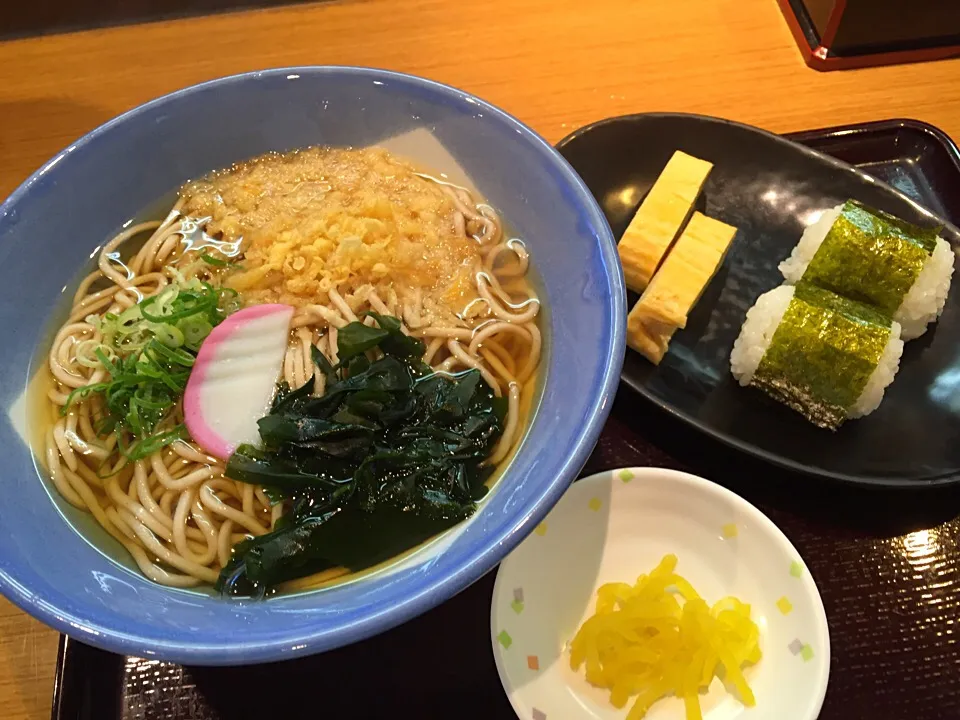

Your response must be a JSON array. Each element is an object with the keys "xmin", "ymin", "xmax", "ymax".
[
  {"xmin": 492, "ymin": 470, "xmax": 831, "ymax": 720},
  {"xmin": 788, "ymin": 638, "xmax": 814, "ymax": 661}
]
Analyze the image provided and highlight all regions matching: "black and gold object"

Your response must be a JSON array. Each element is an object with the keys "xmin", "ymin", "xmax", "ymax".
[{"xmin": 777, "ymin": 0, "xmax": 960, "ymax": 71}]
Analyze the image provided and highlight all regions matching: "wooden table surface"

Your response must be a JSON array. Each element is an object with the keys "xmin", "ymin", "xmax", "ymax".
[{"xmin": 1, "ymin": 0, "xmax": 959, "ymax": 717}]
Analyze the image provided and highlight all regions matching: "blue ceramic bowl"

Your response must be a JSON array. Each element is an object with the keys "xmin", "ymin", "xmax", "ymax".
[{"xmin": 0, "ymin": 67, "xmax": 624, "ymax": 664}]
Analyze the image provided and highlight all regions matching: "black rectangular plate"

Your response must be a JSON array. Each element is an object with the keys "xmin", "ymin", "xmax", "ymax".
[{"xmin": 51, "ymin": 119, "xmax": 960, "ymax": 720}]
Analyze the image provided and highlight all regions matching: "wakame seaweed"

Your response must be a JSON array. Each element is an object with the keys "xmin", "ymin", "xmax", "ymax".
[{"xmin": 218, "ymin": 313, "xmax": 507, "ymax": 596}]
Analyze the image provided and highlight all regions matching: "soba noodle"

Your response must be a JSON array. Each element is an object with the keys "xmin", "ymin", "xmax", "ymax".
[{"xmin": 40, "ymin": 148, "xmax": 541, "ymax": 590}]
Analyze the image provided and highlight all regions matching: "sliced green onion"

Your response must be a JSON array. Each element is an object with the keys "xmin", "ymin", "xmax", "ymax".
[
  {"xmin": 145, "ymin": 339, "xmax": 196, "ymax": 367},
  {"xmin": 94, "ymin": 347, "xmax": 120, "ymax": 375},
  {"xmin": 181, "ymin": 317, "xmax": 214, "ymax": 350},
  {"xmin": 121, "ymin": 424, "xmax": 189, "ymax": 461},
  {"xmin": 151, "ymin": 323, "xmax": 185, "ymax": 348},
  {"xmin": 74, "ymin": 340, "xmax": 113, "ymax": 368},
  {"xmin": 217, "ymin": 287, "xmax": 243, "ymax": 315},
  {"xmin": 62, "ymin": 272, "xmax": 240, "ymax": 458},
  {"xmin": 138, "ymin": 286, "xmax": 179, "ymax": 321},
  {"xmin": 200, "ymin": 252, "xmax": 244, "ymax": 268},
  {"xmin": 115, "ymin": 306, "xmax": 143, "ymax": 332}
]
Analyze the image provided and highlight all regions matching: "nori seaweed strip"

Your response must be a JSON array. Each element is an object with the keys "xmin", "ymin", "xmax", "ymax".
[
  {"xmin": 751, "ymin": 284, "xmax": 892, "ymax": 429},
  {"xmin": 800, "ymin": 200, "xmax": 940, "ymax": 315}
]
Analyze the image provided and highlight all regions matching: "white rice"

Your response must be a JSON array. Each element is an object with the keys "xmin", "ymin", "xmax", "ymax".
[
  {"xmin": 848, "ymin": 326, "xmax": 904, "ymax": 418},
  {"xmin": 896, "ymin": 237, "xmax": 955, "ymax": 340},
  {"xmin": 730, "ymin": 284, "xmax": 905, "ymax": 420},
  {"xmin": 779, "ymin": 203, "xmax": 954, "ymax": 340},
  {"xmin": 730, "ymin": 285, "xmax": 794, "ymax": 387},
  {"xmin": 778, "ymin": 205, "xmax": 843, "ymax": 285}
]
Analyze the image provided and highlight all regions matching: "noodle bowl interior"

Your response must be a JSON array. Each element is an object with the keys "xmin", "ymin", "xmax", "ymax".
[{"xmin": 39, "ymin": 146, "xmax": 542, "ymax": 595}]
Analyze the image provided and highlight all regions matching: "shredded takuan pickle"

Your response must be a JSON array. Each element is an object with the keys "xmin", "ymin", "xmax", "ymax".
[{"xmin": 569, "ymin": 554, "xmax": 762, "ymax": 720}]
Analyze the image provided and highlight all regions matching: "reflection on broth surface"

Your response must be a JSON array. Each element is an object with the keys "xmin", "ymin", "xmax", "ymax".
[{"xmin": 36, "ymin": 144, "xmax": 544, "ymax": 596}]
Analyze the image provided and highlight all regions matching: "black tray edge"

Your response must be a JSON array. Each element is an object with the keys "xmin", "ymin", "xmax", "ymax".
[
  {"xmin": 51, "ymin": 635, "xmax": 66, "ymax": 720},
  {"xmin": 557, "ymin": 113, "xmax": 960, "ymax": 489},
  {"xmin": 786, "ymin": 118, "xmax": 960, "ymax": 170}
]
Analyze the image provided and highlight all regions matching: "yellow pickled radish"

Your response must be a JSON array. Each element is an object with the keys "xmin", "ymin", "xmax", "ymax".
[{"xmin": 569, "ymin": 554, "xmax": 762, "ymax": 720}]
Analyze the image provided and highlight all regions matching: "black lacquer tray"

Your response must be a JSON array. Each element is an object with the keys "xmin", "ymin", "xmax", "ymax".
[{"xmin": 53, "ymin": 119, "xmax": 960, "ymax": 720}]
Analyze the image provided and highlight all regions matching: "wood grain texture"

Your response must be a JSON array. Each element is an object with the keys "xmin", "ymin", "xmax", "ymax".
[
  {"xmin": 2, "ymin": 0, "xmax": 960, "ymax": 201},
  {"xmin": 0, "ymin": 0, "xmax": 959, "ymax": 717},
  {"xmin": 0, "ymin": 598, "xmax": 60, "ymax": 720}
]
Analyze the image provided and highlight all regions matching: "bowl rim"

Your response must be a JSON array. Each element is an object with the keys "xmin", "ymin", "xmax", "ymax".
[{"xmin": 0, "ymin": 65, "xmax": 627, "ymax": 664}]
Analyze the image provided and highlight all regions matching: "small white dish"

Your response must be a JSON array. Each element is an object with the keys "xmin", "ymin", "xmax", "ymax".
[{"xmin": 491, "ymin": 467, "xmax": 830, "ymax": 720}]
